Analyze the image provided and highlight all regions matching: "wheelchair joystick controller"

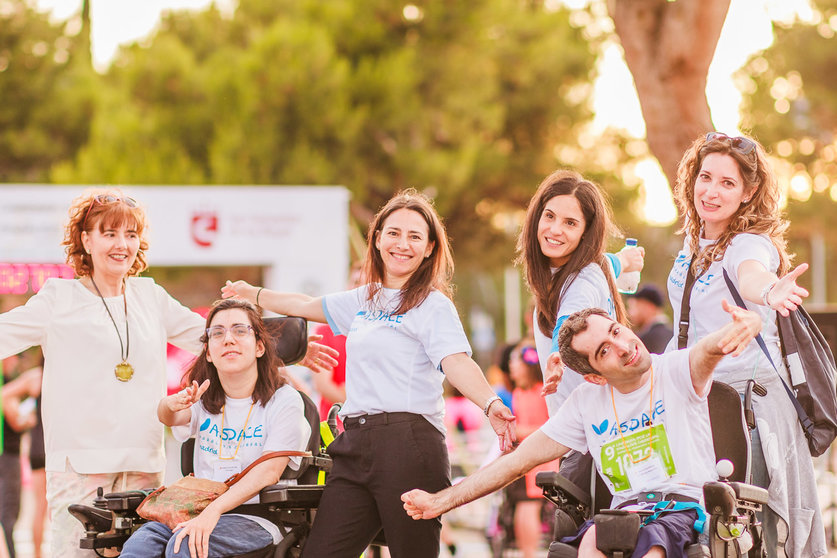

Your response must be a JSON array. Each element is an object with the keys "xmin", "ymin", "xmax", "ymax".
[{"xmin": 715, "ymin": 459, "xmax": 734, "ymax": 481}]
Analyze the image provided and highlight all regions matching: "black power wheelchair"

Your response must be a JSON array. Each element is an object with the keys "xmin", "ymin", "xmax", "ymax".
[
  {"xmin": 68, "ymin": 317, "xmax": 346, "ymax": 558},
  {"xmin": 536, "ymin": 380, "xmax": 770, "ymax": 558}
]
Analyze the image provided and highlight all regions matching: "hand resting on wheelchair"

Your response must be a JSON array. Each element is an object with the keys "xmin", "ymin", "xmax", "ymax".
[{"xmin": 402, "ymin": 302, "xmax": 762, "ymax": 558}]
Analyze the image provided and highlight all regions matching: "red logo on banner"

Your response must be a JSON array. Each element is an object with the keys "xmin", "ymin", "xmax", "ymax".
[{"xmin": 191, "ymin": 212, "xmax": 218, "ymax": 248}]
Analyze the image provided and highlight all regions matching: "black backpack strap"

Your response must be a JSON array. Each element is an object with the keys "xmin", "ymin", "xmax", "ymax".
[
  {"xmin": 721, "ymin": 269, "xmax": 816, "ymax": 439},
  {"xmin": 677, "ymin": 256, "xmax": 697, "ymax": 350}
]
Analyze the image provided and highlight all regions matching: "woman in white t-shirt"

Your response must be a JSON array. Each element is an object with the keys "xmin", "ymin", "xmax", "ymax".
[
  {"xmin": 222, "ymin": 189, "xmax": 516, "ymax": 557},
  {"xmin": 667, "ymin": 132, "xmax": 825, "ymax": 557},
  {"xmin": 516, "ymin": 169, "xmax": 635, "ymax": 415},
  {"xmin": 121, "ymin": 298, "xmax": 310, "ymax": 558}
]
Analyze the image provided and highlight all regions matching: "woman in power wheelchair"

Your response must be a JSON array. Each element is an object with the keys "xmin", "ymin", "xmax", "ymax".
[{"xmin": 70, "ymin": 302, "xmax": 334, "ymax": 558}]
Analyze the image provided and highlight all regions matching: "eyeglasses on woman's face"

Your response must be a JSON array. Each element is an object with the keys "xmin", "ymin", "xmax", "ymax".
[
  {"xmin": 705, "ymin": 132, "xmax": 757, "ymax": 156},
  {"xmin": 84, "ymin": 194, "xmax": 139, "ymax": 227},
  {"xmin": 206, "ymin": 324, "xmax": 254, "ymax": 342}
]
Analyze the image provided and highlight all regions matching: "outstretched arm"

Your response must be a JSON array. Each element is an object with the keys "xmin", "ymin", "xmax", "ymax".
[
  {"xmin": 221, "ymin": 280, "xmax": 327, "ymax": 323},
  {"xmin": 688, "ymin": 300, "xmax": 762, "ymax": 396},
  {"xmin": 737, "ymin": 260, "xmax": 808, "ymax": 317},
  {"xmin": 402, "ymin": 430, "xmax": 569, "ymax": 519}
]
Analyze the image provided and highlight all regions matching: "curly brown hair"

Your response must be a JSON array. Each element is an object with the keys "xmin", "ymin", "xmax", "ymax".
[
  {"xmin": 515, "ymin": 169, "xmax": 626, "ymax": 338},
  {"xmin": 362, "ymin": 188, "xmax": 454, "ymax": 315},
  {"xmin": 62, "ymin": 189, "xmax": 150, "ymax": 277},
  {"xmin": 674, "ymin": 134, "xmax": 791, "ymax": 276}
]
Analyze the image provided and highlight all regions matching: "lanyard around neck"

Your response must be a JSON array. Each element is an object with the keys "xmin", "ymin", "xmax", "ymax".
[
  {"xmin": 219, "ymin": 401, "xmax": 255, "ymax": 460},
  {"xmin": 610, "ymin": 367, "xmax": 654, "ymax": 465}
]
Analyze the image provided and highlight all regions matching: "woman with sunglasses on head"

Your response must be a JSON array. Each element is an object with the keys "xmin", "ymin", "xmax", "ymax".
[
  {"xmin": 0, "ymin": 190, "xmax": 208, "ymax": 557},
  {"xmin": 222, "ymin": 189, "xmax": 516, "ymax": 557},
  {"xmin": 667, "ymin": 132, "xmax": 825, "ymax": 557},
  {"xmin": 120, "ymin": 299, "xmax": 310, "ymax": 558},
  {"xmin": 0, "ymin": 190, "xmax": 334, "ymax": 558}
]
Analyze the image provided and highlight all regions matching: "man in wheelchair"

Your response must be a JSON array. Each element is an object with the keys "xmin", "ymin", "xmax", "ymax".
[{"xmin": 402, "ymin": 300, "xmax": 763, "ymax": 558}]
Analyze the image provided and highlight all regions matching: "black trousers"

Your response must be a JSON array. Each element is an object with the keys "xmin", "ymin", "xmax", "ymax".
[{"xmin": 301, "ymin": 413, "xmax": 451, "ymax": 558}]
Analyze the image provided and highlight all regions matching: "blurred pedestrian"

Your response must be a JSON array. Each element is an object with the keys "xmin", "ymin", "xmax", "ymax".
[{"xmin": 626, "ymin": 284, "xmax": 672, "ymax": 354}]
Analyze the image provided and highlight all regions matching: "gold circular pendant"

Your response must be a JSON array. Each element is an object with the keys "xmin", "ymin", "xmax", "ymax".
[{"xmin": 115, "ymin": 362, "xmax": 134, "ymax": 382}]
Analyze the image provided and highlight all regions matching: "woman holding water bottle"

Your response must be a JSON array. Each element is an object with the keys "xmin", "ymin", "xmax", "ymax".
[{"xmin": 516, "ymin": 169, "xmax": 641, "ymax": 414}]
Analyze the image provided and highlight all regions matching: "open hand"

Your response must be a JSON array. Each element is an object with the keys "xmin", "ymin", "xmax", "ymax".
[
  {"xmin": 541, "ymin": 352, "xmax": 564, "ymax": 396},
  {"xmin": 717, "ymin": 300, "xmax": 762, "ymax": 357},
  {"xmin": 221, "ymin": 280, "xmax": 257, "ymax": 303},
  {"xmin": 766, "ymin": 263, "xmax": 809, "ymax": 317},
  {"xmin": 166, "ymin": 380, "xmax": 210, "ymax": 413},
  {"xmin": 487, "ymin": 402, "xmax": 517, "ymax": 452},
  {"xmin": 172, "ymin": 508, "xmax": 221, "ymax": 558},
  {"xmin": 300, "ymin": 334, "xmax": 340, "ymax": 374}
]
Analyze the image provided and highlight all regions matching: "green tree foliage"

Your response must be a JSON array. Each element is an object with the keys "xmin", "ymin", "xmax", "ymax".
[
  {"xmin": 54, "ymin": 0, "xmax": 602, "ymax": 273},
  {"xmin": 737, "ymin": 0, "xmax": 837, "ymax": 299},
  {"xmin": 0, "ymin": 0, "xmax": 97, "ymax": 182}
]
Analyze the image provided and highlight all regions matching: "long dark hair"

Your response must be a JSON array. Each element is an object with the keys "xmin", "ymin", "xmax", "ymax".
[
  {"xmin": 674, "ymin": 133, "xmax": 790, "ymax": 275},
  {"xmin": 516, "ymin": 169, "xmax": 626, "ymax": 337},
  {"xmin": 185, "ymin": 299, "xmax": 286, "ymax": 414},
  {"xmin": 363, "ymin": 189, "xmax": 454, "ymax": 315}
]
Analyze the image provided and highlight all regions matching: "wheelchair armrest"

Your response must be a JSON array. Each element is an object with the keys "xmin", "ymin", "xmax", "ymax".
[
  {"xmin": 98, "ymin": 490, "xmax": 153, "ymax": 512},
  {"xmin": 69, "ymin": 504, "xmax": 113, "ymax": 533},
  {"xmin": 728, "ymin": 482, "xmax": 769, "ymax": 506},
  {"xmin": 259, "ymin": 484, "xmax": 324, "ymax": 508},
  {"xmin": 536, "ymin": 471, "xmax": 592, "ymax": 508}
]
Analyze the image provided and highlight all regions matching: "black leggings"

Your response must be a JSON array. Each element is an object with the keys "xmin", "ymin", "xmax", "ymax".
[{"xmin": 301, "ymin": 413, "xmax": 450, "ymax": 558}]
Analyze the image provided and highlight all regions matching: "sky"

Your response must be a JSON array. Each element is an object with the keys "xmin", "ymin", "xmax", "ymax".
[{"xmin": 30, "ymin": 0, "xmax": 811, "ymax": 226}]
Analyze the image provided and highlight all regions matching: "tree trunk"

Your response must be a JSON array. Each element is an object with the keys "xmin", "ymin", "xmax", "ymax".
[{"xmin": 608, "ymin": 0, "xmax": 730, "ymax": 189}]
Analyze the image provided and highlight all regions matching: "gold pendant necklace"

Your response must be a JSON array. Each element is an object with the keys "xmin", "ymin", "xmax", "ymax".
[{"xmin": 90, "ymin": 277, "xmax": 134, "ymax": 382}]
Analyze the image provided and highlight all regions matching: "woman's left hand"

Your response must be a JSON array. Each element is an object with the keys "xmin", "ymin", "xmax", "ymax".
[
  {"xmin": 172, "ymin": 508, "xmax": 222, "ymax": 558},
  {"xmin": 766, "ymin": 263, "xmax": 809, "ymax": 317},
  {"xmin": 487, "ymin": 403, "xmax": 517, "ymax": 452},
  {"xmin": 300, "ymin": 334, "xmax": 340, "ymax": 373}
]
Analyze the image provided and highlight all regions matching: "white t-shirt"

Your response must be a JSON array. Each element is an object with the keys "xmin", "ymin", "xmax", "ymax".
[
  {"xmin": 541, "ymin": 350, "xmax": 716, "ymax": 508},
  {"xmin": 322, "ymin": 285, "xmax": 472, "ymax": 433},
  {"xmin": 532, "ymin": 263, "xmax": 616, "ymax": 416},
  {"xmin": 666, "ymin": 233, "xmax": 782, "ymax": 385},
  {"xmin": 172, "ymin": 384, "xmax": 310, "ymax": 543},
  {"xmin": 0, "ymin": 277, "xmax": 205, "ymax": 473}
]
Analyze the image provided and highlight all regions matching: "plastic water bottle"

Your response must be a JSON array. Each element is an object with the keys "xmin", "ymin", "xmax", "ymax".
[{"xmin": 616, "ymin": 238, "xmax": 641, "ymax": 294}]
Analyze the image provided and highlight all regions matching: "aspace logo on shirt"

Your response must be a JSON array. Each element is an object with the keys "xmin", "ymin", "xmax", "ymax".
[
  {"xmin": 354, "ymin": 309, "xmax": 405, "ymax": 326},
  {"xmin": 591, "ymin": 398, "xmax": 665, "ymax": 438},
  {"xmin": 197, "ymin": 419, "xmax": 265, "ymax": 456}
]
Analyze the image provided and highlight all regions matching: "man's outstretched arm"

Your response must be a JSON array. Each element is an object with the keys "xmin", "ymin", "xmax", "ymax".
[
  {"xmin": 689, "ymin": 299, "xmax": 762, "ymax": 396},
  {"xmin": 402, "ymin": 431, "xmax": 570, "ymax": 520}
]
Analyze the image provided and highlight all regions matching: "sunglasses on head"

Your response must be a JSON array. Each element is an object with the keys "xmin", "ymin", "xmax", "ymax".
[
  {"xmin": 705, "ymin": 132, "xmax": 757, "ymax": 156},
  {"xmin": 84, "ymin": 194, "xmax": 138, "ymax": 228}
]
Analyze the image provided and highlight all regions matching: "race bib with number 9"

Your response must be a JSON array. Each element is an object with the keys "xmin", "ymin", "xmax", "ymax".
[{"xmin": 599, "ymin": 423, "xmax": 676, "ymax": 492}]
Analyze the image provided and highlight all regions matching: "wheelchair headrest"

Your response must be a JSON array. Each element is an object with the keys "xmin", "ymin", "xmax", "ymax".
[{"xmin": 263, "ymin": 316, "xmax": 308, "ymax": 366}]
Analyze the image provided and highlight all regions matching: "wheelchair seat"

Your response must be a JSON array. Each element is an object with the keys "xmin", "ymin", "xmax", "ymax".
[{"xmin": 538, "ymin": 381, "xmax": 769, "ymax": 558}]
